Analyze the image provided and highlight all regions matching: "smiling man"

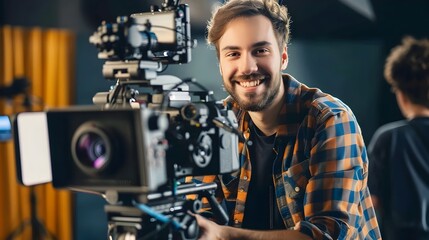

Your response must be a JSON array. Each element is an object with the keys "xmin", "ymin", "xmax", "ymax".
[{"xmin": 189, "ymin": 0, "xmax": 381, "ymax": 239}]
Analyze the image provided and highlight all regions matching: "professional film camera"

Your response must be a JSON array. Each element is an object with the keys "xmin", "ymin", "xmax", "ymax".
[{"xmin": 14, "ymin": 1, "xmax": 240, "ymax": 239}]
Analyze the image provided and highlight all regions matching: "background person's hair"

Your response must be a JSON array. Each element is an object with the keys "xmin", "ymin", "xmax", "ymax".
[
  {"xmin": 384, "ymin": 36, "xmax": 429, "ymax": 108},
  {"xmin": 207, "ymin": 0, "xmax": 290, "ymax": 57}
]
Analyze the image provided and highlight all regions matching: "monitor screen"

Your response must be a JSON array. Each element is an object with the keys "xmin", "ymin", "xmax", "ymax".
[{"xmin": 0, "ymin": 115, "xmax": 12, "ymax": 141}]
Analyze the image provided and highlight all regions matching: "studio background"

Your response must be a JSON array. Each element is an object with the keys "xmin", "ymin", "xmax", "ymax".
[{"xmin": 1, "ymin": 0, "xmax": 428, "ymax": 239}]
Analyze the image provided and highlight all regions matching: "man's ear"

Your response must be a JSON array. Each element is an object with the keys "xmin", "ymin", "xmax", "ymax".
[
  {"xmin": 396, "ymin": 90, "xmax": 409, "ymax": 105},
  {"xmin": 395, "ymin": 90, "xmax": 410, "ymax": 118},
  {"xmin": 281, "ymin": 46, "xmax": 288, "ymax": 70}
]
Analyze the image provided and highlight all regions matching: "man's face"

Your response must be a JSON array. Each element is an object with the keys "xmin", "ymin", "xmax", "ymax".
[{"xmin": 218, "ymin": 15, "xmax": 287, "ymax": 112}]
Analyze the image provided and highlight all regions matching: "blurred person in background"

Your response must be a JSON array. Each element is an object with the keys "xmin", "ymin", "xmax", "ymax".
[{"xmin": 368, "ymin": 36, "xmax": 429, "ymax": 240}]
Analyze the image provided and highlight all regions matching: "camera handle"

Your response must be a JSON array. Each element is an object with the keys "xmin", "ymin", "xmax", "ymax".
[
  {"xmin": 197, "ymin": 189, "xmax": 229, "ymax": 225},
  {"xmin": 146, "ymin": 182, "xmax": 229, "ymax": 225}
]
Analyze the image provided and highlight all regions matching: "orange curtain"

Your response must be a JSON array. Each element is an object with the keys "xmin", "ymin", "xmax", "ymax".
[{"xmin": 0, "ymin": 25, "xmax": 75, "ymax": 240}]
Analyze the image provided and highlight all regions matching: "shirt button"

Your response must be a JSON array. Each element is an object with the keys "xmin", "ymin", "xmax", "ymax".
[
  {"xmin": 294, "ymin": 186, "xmax": 300, "ymax": 192},
  {"xmin": 243, "ymin": 176, "xmax": 248, "ymax": 180}
]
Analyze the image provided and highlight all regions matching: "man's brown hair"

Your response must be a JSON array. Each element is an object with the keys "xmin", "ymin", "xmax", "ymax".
[
  {"xmin": 384, "ymin": 36, "xmax": 429, "ymax": 107},
  {"xmin": 207, "ymin": 0, "xmax": 290, "ymax": 57}
]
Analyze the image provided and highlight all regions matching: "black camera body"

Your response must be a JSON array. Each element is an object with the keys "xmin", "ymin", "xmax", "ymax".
[
  {"xmin": 45, "ymin": 99, "xmax": 239, "ymax": 193},
  {"xmin": 46, "ymin": 106, "xmax": 169, "ymax": 193},
  {"xmin": 166, "ymin": 102, "xmax": 239, "ymax": 178}
]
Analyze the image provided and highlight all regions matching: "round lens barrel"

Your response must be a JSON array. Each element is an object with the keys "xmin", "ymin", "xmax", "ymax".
[{"xmin": 71, "ymin": 122, "xmax": 114, "ymax": 175}]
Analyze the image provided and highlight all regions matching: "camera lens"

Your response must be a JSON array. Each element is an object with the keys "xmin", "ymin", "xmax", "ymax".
[
  {"xmin": 75, "ymin": 132, "xmax": 107, "ymax": 169},
  {"xmin": 71, "ymin": 122, "xmax": 114, "ymax": 175}
]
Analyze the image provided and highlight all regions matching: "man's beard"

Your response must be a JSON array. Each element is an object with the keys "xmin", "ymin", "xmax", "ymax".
[{"xmin": 225, "ymin": 75, "xmax": 281, "ymax": 112}]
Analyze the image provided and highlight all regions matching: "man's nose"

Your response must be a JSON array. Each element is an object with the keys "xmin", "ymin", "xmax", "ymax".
[{"xmin": 240, "ymin": 53, "xmax": 258, "ymax": 75}]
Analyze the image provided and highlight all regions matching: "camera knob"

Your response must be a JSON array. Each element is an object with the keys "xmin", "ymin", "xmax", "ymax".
[{"xmin": 148, "ymin": 114, "xmax": 168, "ymax": 131}]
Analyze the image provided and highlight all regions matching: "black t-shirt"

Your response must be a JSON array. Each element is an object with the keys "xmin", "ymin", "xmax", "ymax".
[
  {"xmin": 368, "ymin": 117, "xmax": 429, "ymax": 239},
  {"xmin": 242, "ymin": 121, "xmax": 285, "ymax": 230}
]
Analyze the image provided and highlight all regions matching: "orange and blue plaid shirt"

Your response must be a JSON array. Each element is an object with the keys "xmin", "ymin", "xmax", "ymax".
[{"xmin": 188, "ymin": 75, "xmax": 381, "ymax": 239}]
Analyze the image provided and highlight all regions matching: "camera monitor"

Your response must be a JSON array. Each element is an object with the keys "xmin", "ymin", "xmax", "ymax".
[{"xmin": 0, "ymin": 115, "xmax": 12, "ymax": 141}]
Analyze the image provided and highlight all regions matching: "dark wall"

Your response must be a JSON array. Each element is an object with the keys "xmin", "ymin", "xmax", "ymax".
[
  {"xmin": 1, "ymin": 0, "xmax": 59, "ymax": 27},
  {"xmin": 371, "ymin": 0, "xmax": 429, "ymax": 126}
]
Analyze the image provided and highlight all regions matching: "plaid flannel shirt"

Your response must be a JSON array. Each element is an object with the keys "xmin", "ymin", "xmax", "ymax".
[{"xmin": 188, "ymin": 75, "xmax": 381, "ymax": 239}]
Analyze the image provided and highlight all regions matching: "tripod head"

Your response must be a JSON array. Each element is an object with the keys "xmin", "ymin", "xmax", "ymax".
[{"xmin": 105, "ymin": 183, "xmax": 228, "ymax": 240}]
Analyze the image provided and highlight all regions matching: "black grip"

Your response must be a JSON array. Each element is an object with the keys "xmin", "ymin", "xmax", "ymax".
[{"xmin": 203, "ymin": 191, "xmax": 229, "ymax": 225}]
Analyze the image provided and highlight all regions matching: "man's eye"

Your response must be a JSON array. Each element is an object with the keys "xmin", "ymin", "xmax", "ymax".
[
  {"xmin": 255, "ymin": 49, "xmax": 269, "ymax": 54},
  {"xmin": 226, "ymin": 52, "xmax": 239, "ymax": 57}
]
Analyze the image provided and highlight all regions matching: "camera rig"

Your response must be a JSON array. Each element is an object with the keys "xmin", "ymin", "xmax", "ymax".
[{"xmin": 13, "ymin": 0, "xmax": 241, "ymax": 239}]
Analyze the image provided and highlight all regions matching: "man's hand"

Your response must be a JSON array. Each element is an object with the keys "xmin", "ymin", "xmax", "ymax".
[
  {"xmin": 194, "ymin": 214, "xmax": 230, "ymax": 240},
  {"xmin": 194, "ymin": 214, "xmax": 313, "ymax": 240}
]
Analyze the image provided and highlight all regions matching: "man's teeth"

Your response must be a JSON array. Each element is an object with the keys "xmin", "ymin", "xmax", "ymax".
[{"xmin": 239, "ymin": 80, "xmax": 261, "ymax": 88}]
